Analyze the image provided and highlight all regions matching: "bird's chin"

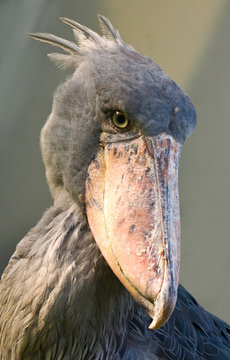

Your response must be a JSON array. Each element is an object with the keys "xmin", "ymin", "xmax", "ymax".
[{"xmin": 85, "ymin": 133, "xmax": 181, "ymax": 329}]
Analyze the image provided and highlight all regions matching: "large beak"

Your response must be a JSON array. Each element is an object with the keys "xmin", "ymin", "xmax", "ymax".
[{"xmin": 85, "ymin": 133, "xmax": 181, "ymax": 329}]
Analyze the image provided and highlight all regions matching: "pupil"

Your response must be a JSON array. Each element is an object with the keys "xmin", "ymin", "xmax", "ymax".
[{"xmin": 116, "ymin": 114, "xmax": 125, "ymax": 124}]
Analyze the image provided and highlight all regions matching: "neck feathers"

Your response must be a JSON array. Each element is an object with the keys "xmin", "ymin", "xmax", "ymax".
[{"xmin": 0, "ymin": 191, "xmax": 135, "ymax": 358}]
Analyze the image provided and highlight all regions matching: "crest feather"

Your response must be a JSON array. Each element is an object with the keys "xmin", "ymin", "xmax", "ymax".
[
  {"xmin": 98, "ymin": 14, "xmax": 122, "ymax": 41},
  {"xmin": 26, "ymin": 32, "xmax": 81, "ymax": 54},
  {"xmin": 27, "ymin": 15, "xmax": 125, "ymax": 70},
  {"xmin": 47, "ymin": 53, "xmax": 78, "ymax": 70},
  {"xmin": 60, "ymin": 17, "xmax": 101, "ymax": 43}
]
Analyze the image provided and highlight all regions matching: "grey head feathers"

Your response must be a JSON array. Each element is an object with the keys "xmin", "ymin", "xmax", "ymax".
[{"xmin": 27, "ymin": 15, "xmax": 124, "ymax": 70}]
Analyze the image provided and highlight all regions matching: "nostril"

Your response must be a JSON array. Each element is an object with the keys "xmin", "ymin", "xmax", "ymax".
[
  {"xmin": 168, "ymin": 117, "xmax": 176, "ymax": 133},
  {"xmin": 171, "ymin": 106, "xmax": 180, "ymax": 116},
  {"xmin": 168, "ymin": 114, "xmax": 185, "ymax": 144},
  {"xmin": 169, "ymin": 107, "xmax": 181, "ymax": 138}
]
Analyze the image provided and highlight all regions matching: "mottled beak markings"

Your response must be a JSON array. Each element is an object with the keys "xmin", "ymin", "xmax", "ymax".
[{"xmin": 86, "ymin": 133, "xmax": 181, "ymax": 329}]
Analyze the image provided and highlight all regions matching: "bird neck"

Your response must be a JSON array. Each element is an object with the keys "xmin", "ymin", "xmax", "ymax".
[{"xmin": 30, "ymin": 190, "xmax": 136, "ymax": 355}]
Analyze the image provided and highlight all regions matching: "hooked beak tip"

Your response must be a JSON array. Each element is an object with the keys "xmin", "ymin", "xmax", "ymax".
[{"xmin": 147, "ymin": 284, "xmax": 178, "ymax": 330}]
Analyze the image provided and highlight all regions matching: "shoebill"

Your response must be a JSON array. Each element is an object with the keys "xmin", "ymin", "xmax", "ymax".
[{"xmin": 0, "ymin": 15, "xmax": 229, "ymax": 360}]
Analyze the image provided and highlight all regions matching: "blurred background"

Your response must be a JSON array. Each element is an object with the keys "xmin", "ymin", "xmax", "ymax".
[{"xmin": 0, "ymin": 0, "xmax": 229, "ymax": 322}]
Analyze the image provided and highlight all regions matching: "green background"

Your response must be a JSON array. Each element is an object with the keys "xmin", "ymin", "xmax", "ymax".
[{"xmin": 0, "ymin": 0, "xmax": 229, "ymax": 322}]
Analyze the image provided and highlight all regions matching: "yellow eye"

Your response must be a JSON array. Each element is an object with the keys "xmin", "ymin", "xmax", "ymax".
[{"xmin": 112, "ymin": 111, "xmax": 129, "ymax": 129}]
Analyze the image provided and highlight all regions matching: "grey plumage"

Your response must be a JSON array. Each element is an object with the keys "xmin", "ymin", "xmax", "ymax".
[{"xmin": 0, "ymin": 15, "xmax": 229, "ymax": 360}]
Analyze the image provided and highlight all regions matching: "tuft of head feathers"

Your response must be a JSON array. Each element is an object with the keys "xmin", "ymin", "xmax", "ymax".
[
  {"xmin": 27, "ymin": 15, "xmax": 197, "ymax": 201},
  {"xmin": 27, "ymin": 15, "xmax": 124, "ymax": 70}
]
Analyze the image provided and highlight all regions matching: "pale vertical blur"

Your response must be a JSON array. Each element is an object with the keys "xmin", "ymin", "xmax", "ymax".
[{"xmin": 0, "ymin": 0, "xmax": 229, "ymax": 322}]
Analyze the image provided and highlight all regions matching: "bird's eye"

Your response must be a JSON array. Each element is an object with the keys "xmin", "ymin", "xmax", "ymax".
[{"xmin": 112, "ymin": 111, "xmax": 129, "ymax": 129}]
